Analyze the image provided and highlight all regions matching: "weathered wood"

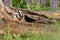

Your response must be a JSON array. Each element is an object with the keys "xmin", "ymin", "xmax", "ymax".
[
  {"xmin": 0, "ymin": 0, "xmax": 59, "ymax": 35},
  {"xmin": 5, "ymin": 7, "xmax": 54, "ymax": 24}
]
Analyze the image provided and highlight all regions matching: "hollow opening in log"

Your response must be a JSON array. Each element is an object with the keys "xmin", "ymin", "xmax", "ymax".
[{"xmin": 25, "ymin": 16, "xmax": 36, "ymax": 23}]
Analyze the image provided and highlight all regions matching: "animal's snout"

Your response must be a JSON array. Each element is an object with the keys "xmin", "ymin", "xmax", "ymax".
[{"xmin": 12, "ymin": 11, "xmax": 23, "ymax": 20}]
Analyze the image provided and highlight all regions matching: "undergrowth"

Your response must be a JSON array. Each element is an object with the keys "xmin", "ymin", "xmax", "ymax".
[{"xmin": 0, "ymin": 20, "xmax": 60, "ymax": 40}]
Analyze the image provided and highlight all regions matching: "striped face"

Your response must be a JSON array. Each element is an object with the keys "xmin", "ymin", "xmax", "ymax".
[
  {"xmin": 19, "ymin": 11, "xmax": 23, "ymax": 17},
  {"xmin": 16, "ymin": 11, "xmax": 23, "ymax": 20},
  {"xmin": 5, "ymin": 6, "xmax": 23, "ymax": 20},
  {"xmin": 12, "ymin": 11, "xmax": 23, "ymax": 20}
]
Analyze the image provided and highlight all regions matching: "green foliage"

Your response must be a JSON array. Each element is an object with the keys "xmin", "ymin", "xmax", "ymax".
[
  {"xmin": 12, "ymin": 0, "xmax": 27, "ymax": 8},
  {"xmin": 12, "ymin": 0, "xmax": 60, "ymax": 11},
  {"xmin": 46, "ymin": 0, "xmax": 50, "ymax": 7}
]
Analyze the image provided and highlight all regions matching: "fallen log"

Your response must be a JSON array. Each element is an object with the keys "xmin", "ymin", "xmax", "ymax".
[
  {"xmin": 0, "ymin": 0, "xmax": 59, "ymax": 35},
  {"xmin": 8, "ymin": 7, "xmax": 60, "ymax": 21}
]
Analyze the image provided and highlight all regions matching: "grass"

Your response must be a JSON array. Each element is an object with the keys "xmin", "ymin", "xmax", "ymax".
[
  {"xmin": 0, "ymin": 30, "xmax": 60, "ymax": 40},
  {"xmin": 0, "ymin": 21, "xmax": 59, "ymax": 40}
]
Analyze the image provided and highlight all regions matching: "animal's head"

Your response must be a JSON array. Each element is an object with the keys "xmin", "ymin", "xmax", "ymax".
[{"xmin": 4, "ymin": 6, "xmax": 24, "ymax": 20}]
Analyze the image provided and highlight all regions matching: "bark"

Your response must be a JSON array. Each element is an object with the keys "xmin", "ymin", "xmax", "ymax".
[
  {"xmin": 36, "ymin": 0, "xmax": 40, "ymax": 6},
  {"xmin": 3, "ymin": 0, "xmax": 12, "ymax": 6},
  {"xmin": 26, "ymin": 0, "xmax": 32, "ymax": 5},
  {"xmin": 50, "ymin": 0, "xmax": 58, "ymax": 11},
  {"xmin": 42, "ymin": 0, "xmax": 46, "ymax": 8}
]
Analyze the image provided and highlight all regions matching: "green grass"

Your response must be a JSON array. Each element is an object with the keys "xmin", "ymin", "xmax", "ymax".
[
  {"xmin": 0, "ymin": 30, "xmax": 60, "ymax": 40},
  {"xmin": 0, "ymin": 21, "xmax": 60, "ymax": 40}
]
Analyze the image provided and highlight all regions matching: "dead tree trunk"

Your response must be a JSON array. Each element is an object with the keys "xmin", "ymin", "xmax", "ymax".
[
  {"xmin": 42, "ymin": 0, "xmax": 46, "ymax": 8},
  {"xmin": 0, "ymin": 0, "xmax": 60, "ymax": 35},
  {"xmin": 50, "ymin": 0, "xmax": 58, "ymax": 11},
  {"xmin": 3, "ymin": 0, "xmax": 12, "ymax": 6}
]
